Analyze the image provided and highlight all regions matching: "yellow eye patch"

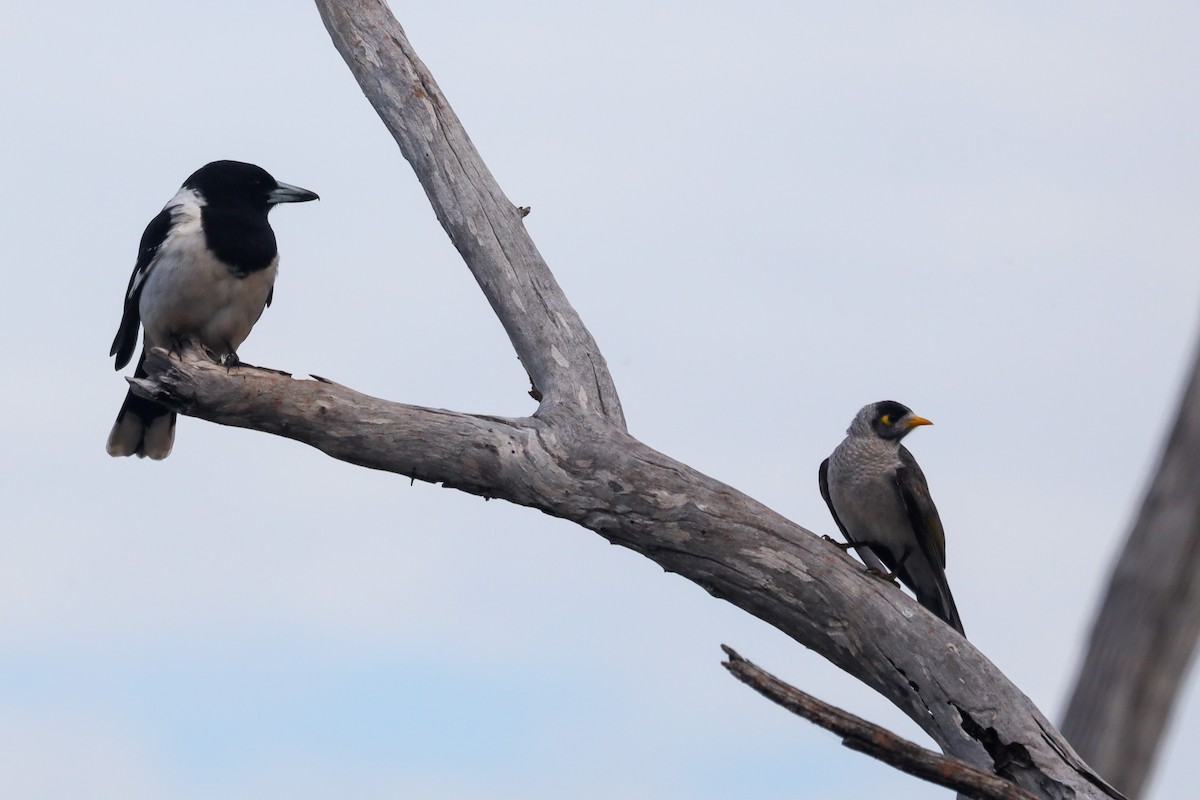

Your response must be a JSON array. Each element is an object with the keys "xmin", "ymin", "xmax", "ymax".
[{"xmin": 880, "ymin": 414, "xmax": 892, "ymax": 425}]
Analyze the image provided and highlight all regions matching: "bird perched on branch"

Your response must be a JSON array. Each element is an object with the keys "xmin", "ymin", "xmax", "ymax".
[
  {"xmin": 819, "ymin": 401, "xmax": 964, "ymax": 635},
  {"xmin": 107, "ymin": 160, "xmax": 319, "ymax": 459}
]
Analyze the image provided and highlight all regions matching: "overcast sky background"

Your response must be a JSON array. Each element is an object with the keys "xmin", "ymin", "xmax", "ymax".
[{"xmin": 2, "ymin": 2, "xmax": 1198, "ymax": 798}]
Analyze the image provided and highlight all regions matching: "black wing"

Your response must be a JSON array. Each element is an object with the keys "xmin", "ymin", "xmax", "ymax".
[
  {"xmin": 895, "ymin": 448, "xmax": 945, "ymax": 566},
  {"xmin": 110, "ymin": 208, "xmax": 173, "ymax": 370},
  {"xmin": 894, "ymin": 446, "xmax": 964, "ymax": 634},
  {"xmin": 818, "ymin": 458, "xmax": 850, "ymax": 538}
]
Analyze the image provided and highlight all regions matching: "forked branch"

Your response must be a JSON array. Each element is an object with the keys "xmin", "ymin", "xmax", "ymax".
[{"xmin": 130, "ymin": 2, "xmax": 1129, "ymax": 797}]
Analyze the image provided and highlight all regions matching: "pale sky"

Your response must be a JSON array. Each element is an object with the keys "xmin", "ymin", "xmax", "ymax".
[{"xmin": 2, "ymin": 2, "xmax": 1198, "ymax": 798}]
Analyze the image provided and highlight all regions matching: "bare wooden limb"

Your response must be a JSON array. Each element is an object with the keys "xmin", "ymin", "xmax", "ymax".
[
  {"xmin": 131, "ymin": 345, "xmax": 527, "ymax": 494},
  {"xmin": 1061, "ymin": 340, "xmax": 1200, "ymax": 798},
  {"xmin": 137, "ymin": 343, "xmax": 1121, "ymax": 800},
  {"xmin": 720, "ymin": 646, "xmax": 1039, "ymax": 800},
  {"xmin": 314, "ymin": 0, "xmax": 624, "ymax": 426}
]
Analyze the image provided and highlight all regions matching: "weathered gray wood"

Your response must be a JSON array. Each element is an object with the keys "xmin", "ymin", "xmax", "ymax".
[
  {"xmin": 134, "ymin": 341, "xmax": 1120, "ymax": 800},
  {"xmin": 1061, "ymin": 341, "xmax": 1200, "ymax": 798},
  {"xmin": 315, "ymin": 0, "xmax": 623, "ymax": 426},
  {"xmin": 721, "ymin": 646, "xmax": 1039, "ymax": 800},
  {"xmin": 129, "ymin": 2, "xmax": 1130, "ymax": 797}
]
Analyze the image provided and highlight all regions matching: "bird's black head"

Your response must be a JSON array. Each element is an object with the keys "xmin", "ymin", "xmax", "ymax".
[
  {"xmin": 183, "ymin": 160, "xmax": 319, "ymax": 211},
  {"xmin": 181, "ymin": 161, "xmax": 318, "ymax": 276},
  {"xmin": 849, "ymin": 400, "xmax": 934, "ymax": 441}
]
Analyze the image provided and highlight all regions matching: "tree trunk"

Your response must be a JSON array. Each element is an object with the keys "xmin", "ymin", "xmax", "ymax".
[{"xmin": 1061, "ymin": 339, "xmax": 1200, "ymax": 798}]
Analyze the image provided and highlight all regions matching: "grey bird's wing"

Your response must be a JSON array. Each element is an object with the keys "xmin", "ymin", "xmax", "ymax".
[
  {"xmin": 110, "ymin": 207, "xmax": 173, "ymax": 370},
  {"xmin": 893, "ymin": 446, "xmax": 964, "ymax": 635},
  {"xmin": 818, "ymin": 458, "xmax": 848, "ymax": 538},
  {"xmin": 819, "ymin": 457, "xmax": 889, "ymax": 574}
]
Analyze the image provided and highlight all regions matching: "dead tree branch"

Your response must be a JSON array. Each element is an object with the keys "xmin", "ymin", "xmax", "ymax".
[
  {"xmin": 721, "ymin": 646, "xmax": 1038, "ymax": 800},
  {"xmin": 129, "ymin": 1, "xmax": 1129, "ymax": 796},
  {"xmin": 316, "ymin": 0, "xmax": 622, "ymax": 426},
  {"xmin": 138, "ymin": 344, "xmax": 1123, "ymax": 800},
  {"xmin": 1061, "ymin": 339, "xmax": 1200, "ymax": 798}
]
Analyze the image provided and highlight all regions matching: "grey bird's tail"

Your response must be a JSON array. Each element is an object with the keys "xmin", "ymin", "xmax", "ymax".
[
  {"xmin": 909, "ymin": 569, "xmax": 964, "ymax": 636},
  {"xmin": 106, "ymin": 356, "xmax": 175, "ymax": 460}
]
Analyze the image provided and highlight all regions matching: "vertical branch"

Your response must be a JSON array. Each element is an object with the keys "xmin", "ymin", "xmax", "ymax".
[
  {"xmin": 315, "ymin": 0, "xmax": 625, "ymax": 424},
  {"xmin": 1062, "ymin": 337, "xmax": 1200, "ymax": 798}
]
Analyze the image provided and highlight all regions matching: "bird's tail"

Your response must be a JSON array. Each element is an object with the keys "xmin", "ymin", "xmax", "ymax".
[
  {"xmin": 914, "ymin": 576, "xmax": 964, "ymax": 636},
  {"xmin": 106, "ymin": 355, "xmax": 176, "ymax": 460}
]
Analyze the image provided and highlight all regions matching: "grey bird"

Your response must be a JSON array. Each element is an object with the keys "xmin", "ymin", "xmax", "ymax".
[
  {"xmin": 819, "ymin": 400, "xmax": 964, "ymax": 635},
  {"xmin": 108, "ymin": 161, "xmax": 318, "ymax": 459}
]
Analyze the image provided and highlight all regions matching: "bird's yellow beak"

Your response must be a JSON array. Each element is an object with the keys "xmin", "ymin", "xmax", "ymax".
[{"xmin": 905, "ymin": 415, "xmax": 934, "ymax": 428}]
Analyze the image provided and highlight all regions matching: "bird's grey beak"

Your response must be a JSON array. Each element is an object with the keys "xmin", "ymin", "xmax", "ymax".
[
  {"xmin": 269, "ymin": 181, "xmax": 320, "ymax": 204},
  {"xmin": 905, "ymin": 415, "xmax": 934, "ymax": 428}
]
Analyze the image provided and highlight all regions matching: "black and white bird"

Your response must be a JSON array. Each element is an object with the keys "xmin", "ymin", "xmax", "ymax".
[
  {"xmin": 819, "ymin": 401, "xmax": 964, "ymax": 635},
  {"xmin": 107, "ymin": 160, "xmax": 319, "ymax": 459}
]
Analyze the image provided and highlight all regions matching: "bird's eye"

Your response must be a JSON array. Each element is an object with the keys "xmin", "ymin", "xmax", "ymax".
[{"xmin": 880, "ymin": 414, "xmax": 892, "ymax": 426}]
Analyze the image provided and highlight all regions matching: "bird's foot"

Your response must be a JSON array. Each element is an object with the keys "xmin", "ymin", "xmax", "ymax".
[
  {"xmin": 822, "ymin": 535, "xmax": 855, "ymax": 551},
  {"xmin": 219, "ymin": 351, "xmax": 241, "ymax": 370},
  {"xmin": 168, "ymin": 335, "xmax": 193, "ymax": 358},
  {"xmin": 865, "ymin": 567, "xmax": 900, "ymax": 585},
  {"xmin": 199, "ymin": 344, "xmax": 221, "ymax": 364}
]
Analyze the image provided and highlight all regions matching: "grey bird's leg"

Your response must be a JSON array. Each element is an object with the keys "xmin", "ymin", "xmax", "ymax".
[{"xmin": 822, "ymin": 536, "xmax": 901, "ymax": 585}]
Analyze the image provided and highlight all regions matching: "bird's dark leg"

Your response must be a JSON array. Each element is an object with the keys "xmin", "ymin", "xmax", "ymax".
[
  {"xmin": 821, "ymin": 535, "xmax": 856, "ymax": 551},
  {"xmin": 168, "ymin": 335, "xmax": 192, "ymax": 358},
  {"xmin": 865, "ymin": 566, "xmax": 900, "ymax": 583},
  {"xmin": 199, "ymin": 343, "xmax": 221, "ymax": 363},
  {"xmin": 824, "ymin": 536, "xmax": 901, "ymax": 584},
  {"xmin": 202, "ymin": 340, "xmax": 244, "ymax": 370},
  {"xmin": 868, "ymin": 548, "xmax": 912, "ymax": 585}
]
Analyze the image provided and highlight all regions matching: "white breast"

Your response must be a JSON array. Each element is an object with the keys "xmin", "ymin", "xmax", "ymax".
[{"xmin": 138, "ymin": 192, "xmax": 276, "ymax": 356}]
